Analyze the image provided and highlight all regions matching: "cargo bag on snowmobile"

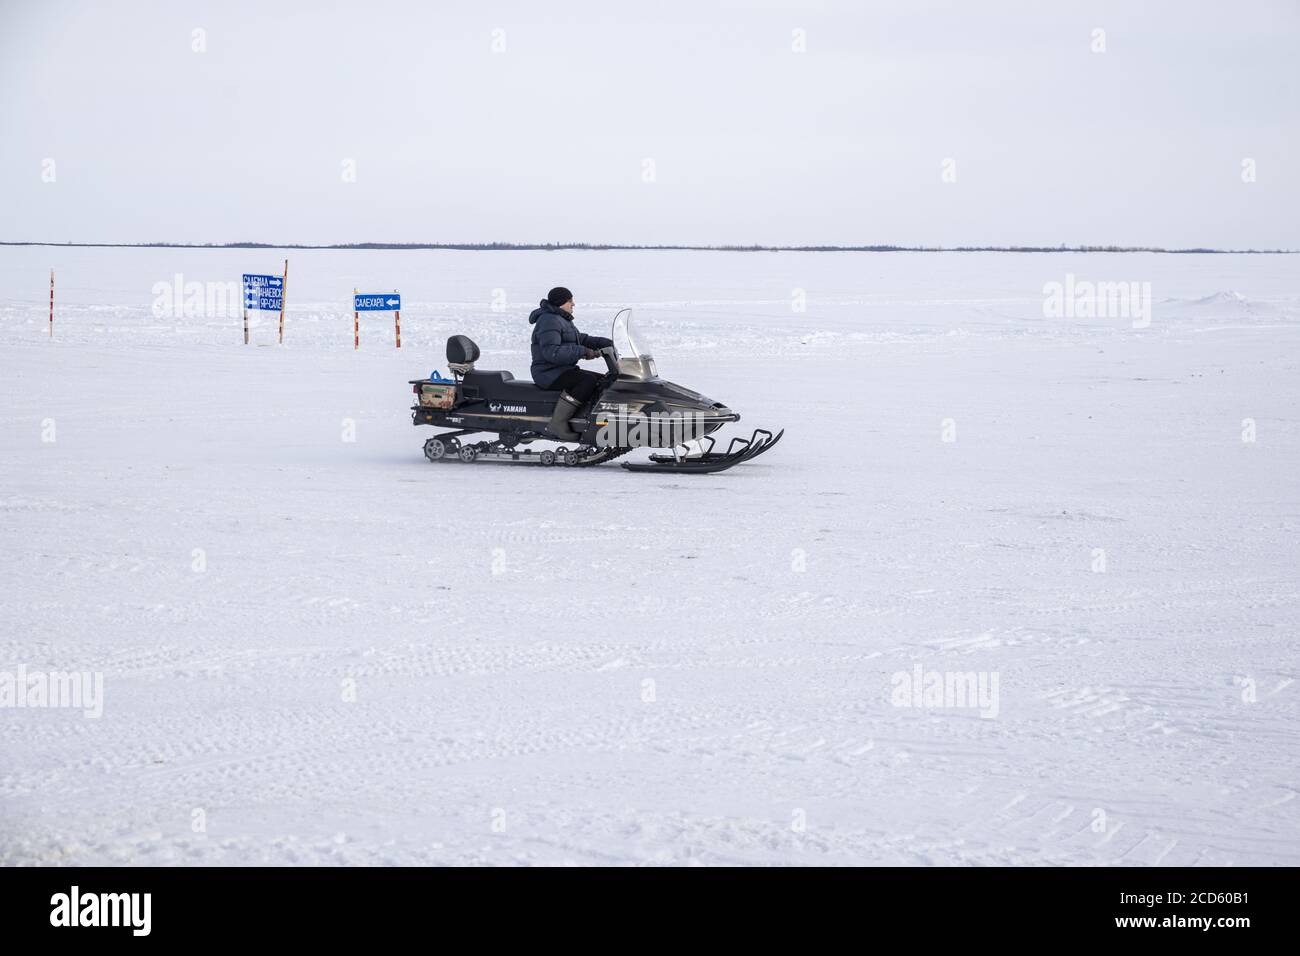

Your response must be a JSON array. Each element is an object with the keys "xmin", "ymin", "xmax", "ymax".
[{"xmin": 418, "ymin": 381, "xmax": 456, "ymax": 409}]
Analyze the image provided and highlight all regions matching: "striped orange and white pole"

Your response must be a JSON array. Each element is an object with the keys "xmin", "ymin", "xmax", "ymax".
[
  {"xmin": 48, "ymin": 269, "xmax": 54, "ymax": 338},
  {"xmin": 394, "ymin": 291, "xmax": 401, "ymax": 349},
  {"xmin": 278, "ymin": 258, "xmax": 288, "ymax": 344},
  {"xmin": 353, "ymin": 288, "xmax": 359, "ymax": 350}
]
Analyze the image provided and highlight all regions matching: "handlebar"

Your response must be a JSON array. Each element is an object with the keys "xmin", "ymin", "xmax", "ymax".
[
  {"xmin": 599, "ymin": 346, "xmax": 619, "ymax": 376},
  {"xmin": 598, "ymin": 345, "xmax": 618, "ymax": 382}
]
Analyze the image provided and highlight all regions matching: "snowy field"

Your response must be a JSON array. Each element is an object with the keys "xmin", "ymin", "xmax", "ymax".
[{"xmin": 0, "ymin": 246, "xmax": 1296, "ymax": 866}]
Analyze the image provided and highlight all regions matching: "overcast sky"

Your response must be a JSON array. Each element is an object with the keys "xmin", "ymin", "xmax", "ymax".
[{"xmin": 1, "ymin": 0, "xmax": 1296, "ymax": 247}]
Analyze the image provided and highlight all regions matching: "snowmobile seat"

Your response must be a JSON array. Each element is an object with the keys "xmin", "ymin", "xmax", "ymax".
[
  {"xmin": 447, "ymin": 336, "xmax": 564, "ymax": 401},
  {"xmin": 462, "ymin": 369, "xmax": 562, "ymax": 401}
]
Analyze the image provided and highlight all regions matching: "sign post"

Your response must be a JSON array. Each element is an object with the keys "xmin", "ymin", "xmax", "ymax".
[
  {"xmin": 352, "ymin": 292, "xmax": 402, "ymax": 349},
  {"xmin": 242, "ymin": 272, "xmax": 285, "ymax": 344},
  {"xmin": 278, "ymin": 259, "xmax": 288, "ymax": 344}
]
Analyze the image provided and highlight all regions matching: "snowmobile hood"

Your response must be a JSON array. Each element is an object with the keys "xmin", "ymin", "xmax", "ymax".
[{"xmin": 528, "ymin": 301, "xmax": 571, "ymax": 324}]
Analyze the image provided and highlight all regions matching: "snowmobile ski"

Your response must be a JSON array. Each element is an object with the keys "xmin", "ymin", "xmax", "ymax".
[{"xmin": 620, "ymin": 428, "xmax": 783, "ymax": 474}]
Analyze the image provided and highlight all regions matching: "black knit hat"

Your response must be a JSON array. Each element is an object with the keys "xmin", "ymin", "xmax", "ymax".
[{"xmin": 547, "ymin": 286, "xmax": 573, "ymax": 308}]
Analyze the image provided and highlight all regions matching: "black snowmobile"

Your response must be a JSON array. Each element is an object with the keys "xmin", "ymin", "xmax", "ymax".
[{"xmin": 409, "ymin": 309, "xmax": 782, "ymax": 474}]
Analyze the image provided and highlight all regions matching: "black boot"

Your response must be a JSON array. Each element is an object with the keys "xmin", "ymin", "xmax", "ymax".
[{"xmin": 547, "ymin": 392, "xmax": 584, "ymax": 441}]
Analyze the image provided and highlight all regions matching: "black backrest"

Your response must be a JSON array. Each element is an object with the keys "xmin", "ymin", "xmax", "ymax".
[{"xmin": 446, "ymin": 335, "xmax": 480, "ymax": 364}]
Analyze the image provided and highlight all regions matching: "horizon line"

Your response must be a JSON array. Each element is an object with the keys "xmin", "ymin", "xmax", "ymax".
[{"xmin": 1, "ymin": 240, "xmax": 1296, "ymax": 255}]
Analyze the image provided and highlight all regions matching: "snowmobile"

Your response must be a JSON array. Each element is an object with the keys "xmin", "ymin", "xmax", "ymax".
[{"xmin": 409, "ymin": 309, "xmax": 782, "ymax": 474}]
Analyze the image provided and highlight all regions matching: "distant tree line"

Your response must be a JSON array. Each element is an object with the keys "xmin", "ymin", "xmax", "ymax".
[{"xmin": 1, "ymin": 240, "xmax": 1294, "ymax": 254}]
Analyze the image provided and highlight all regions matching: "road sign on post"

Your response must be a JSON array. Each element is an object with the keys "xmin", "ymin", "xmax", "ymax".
[
  {"xmin": 352, "ymin": 293, "xmax": 402, "ymax": 349},
  {"xmin": 242, "ymin": 273, "xmax": 285, "ymax": 343},
  {"xmin": 353, "ymin": 294, "xmax": 401, "ymax": 312},
  {"xmin": 243, "ymin": 274, "xmax": 283, "ymax": 310}
]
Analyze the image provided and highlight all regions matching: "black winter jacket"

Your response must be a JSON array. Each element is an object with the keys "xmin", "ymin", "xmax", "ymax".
[{"xmin": 528, "ymin": 301, "xmax": 612, "ymax": 387}]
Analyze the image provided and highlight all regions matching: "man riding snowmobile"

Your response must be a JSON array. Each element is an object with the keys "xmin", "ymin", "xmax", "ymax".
[
  {"xmin": 529, "ymin": 286, "xmax": 613, "ymax": 440},
  {"xmin": 410, "ymin": 306, "xmax": 783, "ymax": 473}
]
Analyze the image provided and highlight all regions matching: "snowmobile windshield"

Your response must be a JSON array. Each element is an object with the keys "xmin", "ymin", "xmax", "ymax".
[{"xmin": 612, "ymin": 309, "xmax": 658, "ymax": 380}]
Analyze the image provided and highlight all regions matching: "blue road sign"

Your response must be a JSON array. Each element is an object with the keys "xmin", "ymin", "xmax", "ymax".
[
  {"xmin": 354, "ymin": 293, "xmax": 401, "ymax": 311},
  {"xmin": 244, "ymin": 291, "xmax": 282, "ymax": 309},
  {"xmin": 242, "ymin": 274, "xmax": 284, "ymax": 311}
]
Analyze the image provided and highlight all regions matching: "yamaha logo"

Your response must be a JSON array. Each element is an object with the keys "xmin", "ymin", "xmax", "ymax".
[{"xmin": 488, "ymin": 401, "xmax": 527, "ymax": 414}]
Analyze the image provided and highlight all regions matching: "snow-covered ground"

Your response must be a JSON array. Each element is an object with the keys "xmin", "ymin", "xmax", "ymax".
[{"xmin": 1, "ymin": 247, "xmax": 1296, "ymax": 865}]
